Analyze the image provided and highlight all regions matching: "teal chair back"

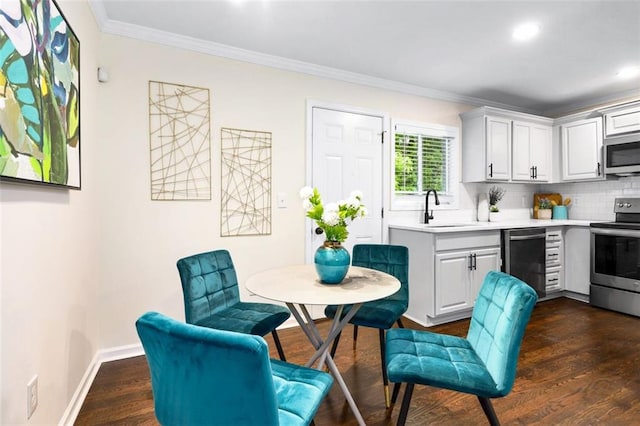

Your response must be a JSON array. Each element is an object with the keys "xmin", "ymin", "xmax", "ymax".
[
  {"xmin": 136, "ymin": 311, "xmax": 280, "ymax": 425},
  {"xmin": 351, "ymin": 244, "xmax": 409, "ymax": 309},
  {"xmin": 177, "ymin": 249, "xmax": 240, "ymax": 324},
  {"xmin": 466, "ymin": 270, "xmax": 538, "ymax": 396}
]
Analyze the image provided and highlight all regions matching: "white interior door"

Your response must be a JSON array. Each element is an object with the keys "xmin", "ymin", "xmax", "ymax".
[{"xmin": 308, "ymin": 106, "xmax": 384, "ymax": 261}]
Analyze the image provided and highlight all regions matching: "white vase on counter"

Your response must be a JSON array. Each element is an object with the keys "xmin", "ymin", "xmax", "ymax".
[
  {"xmin": 489, "ymin": 211, "xmax": 502, "ymax": 222},
  {"xmin": 477, "ymin": 194, "xmax": 489, "ymax": 222}
]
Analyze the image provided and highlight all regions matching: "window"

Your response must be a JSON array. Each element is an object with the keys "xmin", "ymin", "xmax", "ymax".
[{"xmin": 392, "ymin": 120, "xmax": 459, "ymax": 210}]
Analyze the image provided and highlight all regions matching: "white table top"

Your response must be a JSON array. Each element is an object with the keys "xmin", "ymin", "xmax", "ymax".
[{"xmin": 245, "ymin": 264, "xmax": 401, "ymax": 306}]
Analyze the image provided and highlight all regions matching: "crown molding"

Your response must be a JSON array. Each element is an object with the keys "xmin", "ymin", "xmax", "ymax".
[
  {"xmin": 542, "ymin": 89, "xmax": 640, "ymax": 118},
  {"xmin": 86, "ymin": 1, "xmax": 541, "ymax": 114}
]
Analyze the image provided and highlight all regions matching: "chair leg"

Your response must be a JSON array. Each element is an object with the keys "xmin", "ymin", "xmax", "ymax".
[
  {"xmin": 330, "ymin": 331, "xmax": 342, "ymax": 358},
  {"xmin": 271, "ymin": 330, "xmax": 286, "ymax": 361},
  {"xmin": 352, "ymin": 325, "xmax": 359, "ymax": 350},
  {"xmin": 391, "ymin": 382, "xmax": 402, "ymax": 405},
  {"xmin": 478, "ymin": 396, "xmax": 500, "ymax": 426},
  {"xmin": 379, "ymin": 329, "xmax": 391, "ymax": 408},
  {"xmin": 397, "ymin": 317, "xmax": 404, "ymax": 328},
  {"xmin": 396, "ymin": 383, "xmax": 414, "ymax": 426}
]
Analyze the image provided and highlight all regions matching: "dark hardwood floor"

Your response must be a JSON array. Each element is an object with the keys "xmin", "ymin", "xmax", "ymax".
[{"xmin": 75, "ymin": 298, "xmax": 640, "ymax": 425}]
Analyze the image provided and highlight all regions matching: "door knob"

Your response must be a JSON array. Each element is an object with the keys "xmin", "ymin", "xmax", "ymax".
[{"xmin": 315, "ymin": 227, "xmax": 324, "ymax": 235}]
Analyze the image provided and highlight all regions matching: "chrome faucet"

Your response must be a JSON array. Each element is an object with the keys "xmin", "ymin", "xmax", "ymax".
[{"xmin": 424, "ymin": 189, "xmax": 440, "ymax": 224}]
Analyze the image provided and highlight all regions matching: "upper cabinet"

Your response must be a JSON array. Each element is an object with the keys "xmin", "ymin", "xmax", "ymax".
[
  {"xmin": 560, "ymin": 117, "xmax": 604, "ymax": 181},
  {"xmin": 485, "ymin": 116, "xmax": 511, "ymax": 181},
  {"xmin": 601, "ymin": 102, "xmax": 640, "ymax": 137},
  {"xmin": 512, "ymin": 121, "xmax": 552, "ymax": 182},
  {"xmin": 460, "ymin": 107, "xmax": 552, "ymax": 183}
]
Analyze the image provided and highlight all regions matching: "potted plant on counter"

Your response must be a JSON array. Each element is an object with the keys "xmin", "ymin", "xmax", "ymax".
[
  {"xmin": 538, "ymin": 197, "xmax": 553, "ymax": 219},
  {"xmin": 488, "ymin": 186, "xmax": 506, "ymax": 222}
]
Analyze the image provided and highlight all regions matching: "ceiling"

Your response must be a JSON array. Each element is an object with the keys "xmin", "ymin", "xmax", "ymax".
[{"xmin": 89, "ymin": 0, "xmax": 640, "ymax": 116}]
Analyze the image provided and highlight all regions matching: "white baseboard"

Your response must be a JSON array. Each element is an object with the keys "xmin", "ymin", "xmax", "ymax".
[{"xmin": 58, "ymin": 343, "xmax": 144, "ymax": 426}]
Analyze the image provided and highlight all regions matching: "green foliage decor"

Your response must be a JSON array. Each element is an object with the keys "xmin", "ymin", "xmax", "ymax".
[{"xmin": 299, "ymin": 187, "xmax": 367, "ymax": 243}]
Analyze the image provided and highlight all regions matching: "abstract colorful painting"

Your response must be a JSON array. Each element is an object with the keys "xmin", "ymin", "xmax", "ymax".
[
  {"xmin": 221, "ymin": 128, "xmax": 271, "ymax": 236},
  {"xmin": 0, "ymin": 0, "xmax": 80, "ymax": 188},
  {"xmin": 149, "ymin": 81, "xmax": 211, "ymax": 200}
]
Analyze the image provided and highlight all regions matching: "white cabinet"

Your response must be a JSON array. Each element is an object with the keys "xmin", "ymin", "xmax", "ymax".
[
  {"xmin": 602, "ymin": 103, "xmax": 640, "ymax": 136},
  {"xmin": 485, "ymin": 116, "xmax": 512, "ymax": 181},
  {"xmin": 389, "ymin": 227, "xmax": 501, "ymax": 326},
  {"xmin": 561, "ymin": 117, "xmax": 604, "ymax": 181},
  {"xmin": 434, "ymin": 248, "xmax": 500, "ymax": 315},
  {"xmin": 545, "ymin": 228, "xmax": 564, "ymax": 293},
  {"xmin": 564, "ymin": 227, "xmax": 591, "ymax": 298},
  {"xmin": 461, "ymin": 107, "xmax": 553, "ymax": 183},
  {"xmin": 512, "ymin": 121, "xmax": 552, "ymax": 182}
]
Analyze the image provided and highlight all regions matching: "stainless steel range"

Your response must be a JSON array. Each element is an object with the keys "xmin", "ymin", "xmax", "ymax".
[{"xmin": 590, "ymin": 197, "xmax": 640, "ymax": 317}]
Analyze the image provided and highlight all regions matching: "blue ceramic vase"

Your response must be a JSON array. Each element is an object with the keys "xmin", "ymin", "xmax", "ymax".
[{"xmin": 314, "ymin": 241, "xmax": 350, "ymax": 284}]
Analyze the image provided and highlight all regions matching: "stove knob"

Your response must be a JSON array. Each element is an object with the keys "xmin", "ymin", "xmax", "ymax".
[
  {"xmin": 625, "ymin": 203, "xmax": 632, "ymax": 208},
  {"xmin": 618, "ymin": 202, "xmax": 625, "ymax": 208}
]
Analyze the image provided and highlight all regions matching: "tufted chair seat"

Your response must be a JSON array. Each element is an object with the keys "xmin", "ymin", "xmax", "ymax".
[{"xmin": 386, "ymin": 270, "xmax": 538, "ymax": 425}]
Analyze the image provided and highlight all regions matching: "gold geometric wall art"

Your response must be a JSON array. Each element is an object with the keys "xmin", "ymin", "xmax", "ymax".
[
  {"xmin": 220, "ymin": 128, "xmax": 272, "ymax": 236},
  {"xmin": 148, "ymin": 81, "xmax": 210, "ymax": 200}
]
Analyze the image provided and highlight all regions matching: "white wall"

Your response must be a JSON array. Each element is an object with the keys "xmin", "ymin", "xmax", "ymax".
[
  {"xmin": 92, "ymin": 34, "xmax": 480, "ymax": 350},
  {"xmin": 0, "ymin": 1, "xmax": 102, "ymax": 424}
]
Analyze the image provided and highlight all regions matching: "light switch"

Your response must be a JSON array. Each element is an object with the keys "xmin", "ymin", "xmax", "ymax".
[{"xmin": 277, "ymin": 192, "xmax": 287, "ymax": 208}]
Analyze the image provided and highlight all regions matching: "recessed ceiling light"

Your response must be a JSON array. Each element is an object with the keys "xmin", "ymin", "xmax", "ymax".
[
  {"xmin": 513, "ymin": 23, "xmax": 540, "ymax": 41},
  {"xmin": 617, "ymin": 66, "xmax": 640, "ymax": 79}
]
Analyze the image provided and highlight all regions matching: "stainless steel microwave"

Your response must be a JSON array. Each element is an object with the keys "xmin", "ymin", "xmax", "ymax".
[{"xmin": 604, "ymin": 133, "xmax": 640, "ymax": 176}]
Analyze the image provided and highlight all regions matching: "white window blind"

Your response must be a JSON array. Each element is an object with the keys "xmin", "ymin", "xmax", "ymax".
[{"xmin": 391, "ymin": 120, "xmax": 459, "ymax": 210}]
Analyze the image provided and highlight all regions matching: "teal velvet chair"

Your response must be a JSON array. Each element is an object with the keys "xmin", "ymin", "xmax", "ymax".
[
  {"xmin": 324, "ymin": 243, "xmax": 409, "ymax": 407},
  {"xmin": 385, "ymin": 270, "xmax": 538, "ymax": 425},
  {"xmin": 177, "ymin": 249, "xmax": 291, "ymax": 360},
  {"xmin": 136, "ymin": 311, "xmax": 333, "ymax": 426}
]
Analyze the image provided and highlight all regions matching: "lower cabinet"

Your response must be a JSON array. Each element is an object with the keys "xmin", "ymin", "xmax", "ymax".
[
  {"xmin": 435, "ymin": 248, "xmax": 501, "ymax": 316},
  {"xmin": 564, "ymin": 226, "xmax": 591, "ymax": 298},
  {"xmin": 389, "ymin": 228, "xmax": 501, "ymax": 326}
]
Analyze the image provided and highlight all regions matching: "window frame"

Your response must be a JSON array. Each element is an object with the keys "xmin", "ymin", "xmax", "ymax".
[{"xmin": 391, "ymin": 119, "xmax": 460, "ymax": 211}]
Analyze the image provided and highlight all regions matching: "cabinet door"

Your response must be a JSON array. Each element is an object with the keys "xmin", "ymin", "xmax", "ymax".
[
  {"xmin": 512, "ymin": 122, "xmax": 551, "ymax": 182},
  {"xmin": 530, "ymin": 124, "xmax": 551, "ymax": 181},
  {"xmin": 512, "ymin": 121, "xmax": 533, "ymax": 181},
  {"xmin": 564, "ymin": 227, "xmax": 590, "ymax": 295},
  {"xmin": 485, "ymin": 116, "xmax": 511, "ymax": 180},
  {"xmin": 470, "ymin": 247, "xmax": 502, "ymax": 304},
  {"xmin": 605, "ymin": 105, "xmax": 640, "ymax": 136},
  {"xmin": 561, "ymin": 117, "xmax": 604, "ymax": 181},
  {"xmin": 435, "ymin": 251, "xmax": 472, "ymax": 315}
]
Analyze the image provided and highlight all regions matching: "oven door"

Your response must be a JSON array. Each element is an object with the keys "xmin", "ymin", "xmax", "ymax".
[{"xmin": 591, "ymin": 227, "xmax": 640, "ymax": 293}]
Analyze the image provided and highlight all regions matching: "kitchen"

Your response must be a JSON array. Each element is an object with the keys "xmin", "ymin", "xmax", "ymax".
[{"xmin": 388, "ymin": 101, "xmax": 640, "ymax": 326}]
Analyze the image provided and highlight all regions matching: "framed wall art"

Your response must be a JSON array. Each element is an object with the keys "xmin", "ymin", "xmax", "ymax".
[
  {"xmin": 220, "ymin": 127, "xmax": 272, "ymax": 237},
  {"xmin": 0, "ymin": 0, "xmax": 81, "ymax": 189},
  {"xmin": 148, "ymin": 81, "xmax": 211, "ymax": 200}
]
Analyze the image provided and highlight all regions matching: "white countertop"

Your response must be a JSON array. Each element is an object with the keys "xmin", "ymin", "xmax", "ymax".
[{"xmin": 389, "ymin": 219, "xmax": 597, "ymax": 233}]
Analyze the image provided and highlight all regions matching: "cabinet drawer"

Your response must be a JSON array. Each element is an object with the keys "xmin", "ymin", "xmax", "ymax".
[
  {"xmin": 546, "ymin": 229, "xmax": 563, "ymax": 245},
  {"xmin": 546, "ymin": 267, "xmax": 562, "ymax": 292},
  {"xmin": 546, "ymin": 246, "xmax": 561, "ymax": 267}
]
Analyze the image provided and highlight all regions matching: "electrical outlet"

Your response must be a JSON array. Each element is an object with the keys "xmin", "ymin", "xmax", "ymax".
[{"xmin": 27, "ymin": 375, "xmax": 38, "ymax": 419}]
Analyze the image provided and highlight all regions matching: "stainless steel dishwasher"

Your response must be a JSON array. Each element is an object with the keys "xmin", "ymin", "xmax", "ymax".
[{"xmin": 501, "ymin": 228, "xmax": 546, "ymax": 297}]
